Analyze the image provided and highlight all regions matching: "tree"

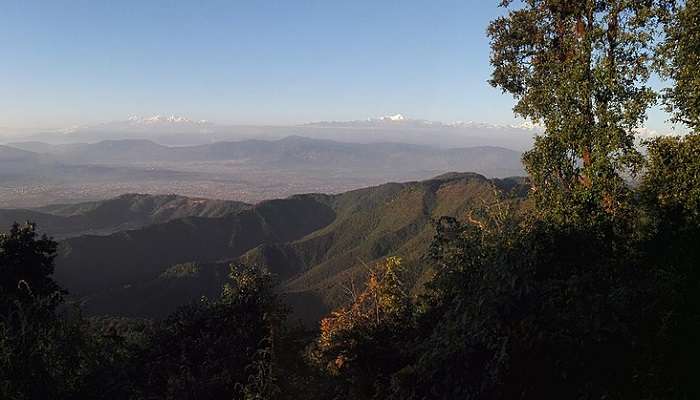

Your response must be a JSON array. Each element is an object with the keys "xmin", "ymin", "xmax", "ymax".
[
  {"xmin": 0, "ymin": 223, "xmax": 97, "ymax": 400},
  {"xmin": 387, "ymin": 204, "xmax": 673, "ymax": 399},
  {"xmin": 643, "ymin": 133, "xmax": 700, "ymax": 226},
  {"xmin": 639, "ymin": 133, "xmax": 700, "ymax": 398},
  {"xmin": 488, "ymin": 0, "xmax": 672, "ymax": 221},
  {"xmin": 0, "ymin": 223, "xmax": 61, "ymax": 310},
  {"xmin": 644, "ymin": 4, "xmax": 700, "ymax": 386},
  {"xmin": 659, "ymin": 0, "xmax": 700, "ymax": 132},
  {"xmin": 310, "ymin": 257, "xmax": 414, "ymax": 399},
  {"xmin": 136, "ymin": 264, "xmax": 285, "ymax": 400}
]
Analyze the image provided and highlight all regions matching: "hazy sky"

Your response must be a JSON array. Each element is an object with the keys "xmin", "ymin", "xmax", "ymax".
[{"xmin": 0, "ymin": 0, "xmax": 677, "ymax": 133}]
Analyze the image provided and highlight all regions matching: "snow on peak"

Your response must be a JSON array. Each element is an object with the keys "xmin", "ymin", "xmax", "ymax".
[
  {"xmin": 127, "ymin": 115, "xmax": 209, "ymax": 125},
  {"xmin": 306, "ymin": 115, "xmax": 541, "ymax": 130},
  {"xmin": 447, "ymin": 121, "xmax": 498, "ymax": 129},
  {"xmin": 511, "ymin": 120, "xmax": 544, "ymax": 131},
  {"xmin": 378, "ymin": 113, "xmax": 406, "ymax": 122}
]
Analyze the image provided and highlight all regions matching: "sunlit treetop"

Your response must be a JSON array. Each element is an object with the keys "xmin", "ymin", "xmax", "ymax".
[{"xmin": 489, "ymin": 0, "xmax": 675, "ymax": 221}]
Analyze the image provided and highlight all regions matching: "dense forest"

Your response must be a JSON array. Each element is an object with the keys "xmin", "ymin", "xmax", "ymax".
[{"xmin": 2, "ymin": 1, "xmax": 700, "ymax": 399}]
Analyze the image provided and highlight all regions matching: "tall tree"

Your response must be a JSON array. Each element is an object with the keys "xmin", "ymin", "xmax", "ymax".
[{"xmin": 488, "ymin": 0, "xmax": 672, "ymax": 221}]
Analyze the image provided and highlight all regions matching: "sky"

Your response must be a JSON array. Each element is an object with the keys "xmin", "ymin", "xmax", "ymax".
[{"xmin": 0, "ymin": 0, "xmax": 678, "ymax": 134}]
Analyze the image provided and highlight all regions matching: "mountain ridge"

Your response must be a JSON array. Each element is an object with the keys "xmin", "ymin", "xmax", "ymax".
[
  {"xmin": 50, "ymin": 173, "xmax": 530, "ymax": 321},
  {"xmin": 6, "ymin": 136, "xmax": 525, "ymax": 176},
  {"xmin": 0, "ymin": 194, "xmax": 250, "ymax": 239}
]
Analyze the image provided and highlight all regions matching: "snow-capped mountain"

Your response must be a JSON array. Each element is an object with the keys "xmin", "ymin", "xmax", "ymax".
[
  {"xmin": 305, "ymin": 114, "xmax": 542, "ymax": 132},
  {"xmin": 298, "ymin": 115, "xmax": 539, "ymax": 150},
  {"xmin": 93, "ymin": 115, "xmax": 213, "ymax": 132},
  {"xmin": 57, "ymin": 115, "xmax": 212, "ymax": 134},
  {"xmin": 126, "ymin": 115, "xmax": 210, "ymax": 125},
  {"xmin": 376, "ymin": 113, "xmax": 407, "ymax": 122},
  {"xmin": 304, "ymin": 114, "xmax": 444, "ymax": 128}
]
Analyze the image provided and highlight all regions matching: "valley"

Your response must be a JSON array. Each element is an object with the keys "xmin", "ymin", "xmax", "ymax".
[{"xmin": 0, "ymin": 136, "xmax": 525, "ymax": 208}]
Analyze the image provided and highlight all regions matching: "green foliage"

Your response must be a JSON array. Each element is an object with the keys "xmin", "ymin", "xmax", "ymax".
[
  {"xmin": 643, "ymin": 133, "xmax": 700, "ymax": 226},
  {"xmin": 0, "ymin": 223, "xmax": 294, "ymax": 399},
  {"xmin": 0, "ymin": 294, "xmax": 84, "ymax": 399},
  {"xmin": 0, "ymin": 223, "xmax": 133, "ymax": 400},
  {"xmin": 240, "ymin": 340, "xmax": 280, "ymax": 400},
  {"xmin": 659, "ymin": 0, "xmax": 700, "ymax": 131},
  {"xmin": 160, "ymin": 262, "xmax": 201, "ymax": 279},
  {"xmin": 134, "ymin": 264, "xmax": 285, "ymax": 400},
  {"xmin": 0, "ymin": 223, "xmax": 61, "ymax": 309},
  {"xmin": 399, "ymin": 211, "xmax": 666, "ymax": 399},
  {"xmin": 0, "ymin": 223, "xmax": 71, "ymax": 399},
  {"xmin": 639, "ymin": 133, "xmax": 700, "ymax": 398},
  {"xmin": 489, "ymin": 0, "xmax": 671, "ymax": 220}
]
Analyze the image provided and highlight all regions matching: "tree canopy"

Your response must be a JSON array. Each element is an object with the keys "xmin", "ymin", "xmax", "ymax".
[
  {"xmin": 660, "ymin": 0, "xmax": 700, "ymax": 131},
  {"xmin": 489, "ymin": 0, "xmax": 673, "ymax": 221}
]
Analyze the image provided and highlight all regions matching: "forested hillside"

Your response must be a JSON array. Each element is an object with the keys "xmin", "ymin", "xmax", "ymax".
[
  {"xmin": 55, "ymin": 195, "xmax": 335, "ymax": 295},
  {"xmin": 52, "ymin": 173, "xmax": 527, "ymax": 320}
]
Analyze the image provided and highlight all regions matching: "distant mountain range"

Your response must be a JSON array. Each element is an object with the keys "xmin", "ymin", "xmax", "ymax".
[
  {"xmin": 6, "ymin": 136, "xmax": 524, "ymax": 175},
  {"xmin": 2, "ymin": 114, "xmax": 538, "ymax": 150},
  {"xmin": 6, "ymin": 173, "xmax": 530, "ymax": 323},
  {"xmin": 0, "ymin": 145, "xmax": 56, "ymax": 178}
]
